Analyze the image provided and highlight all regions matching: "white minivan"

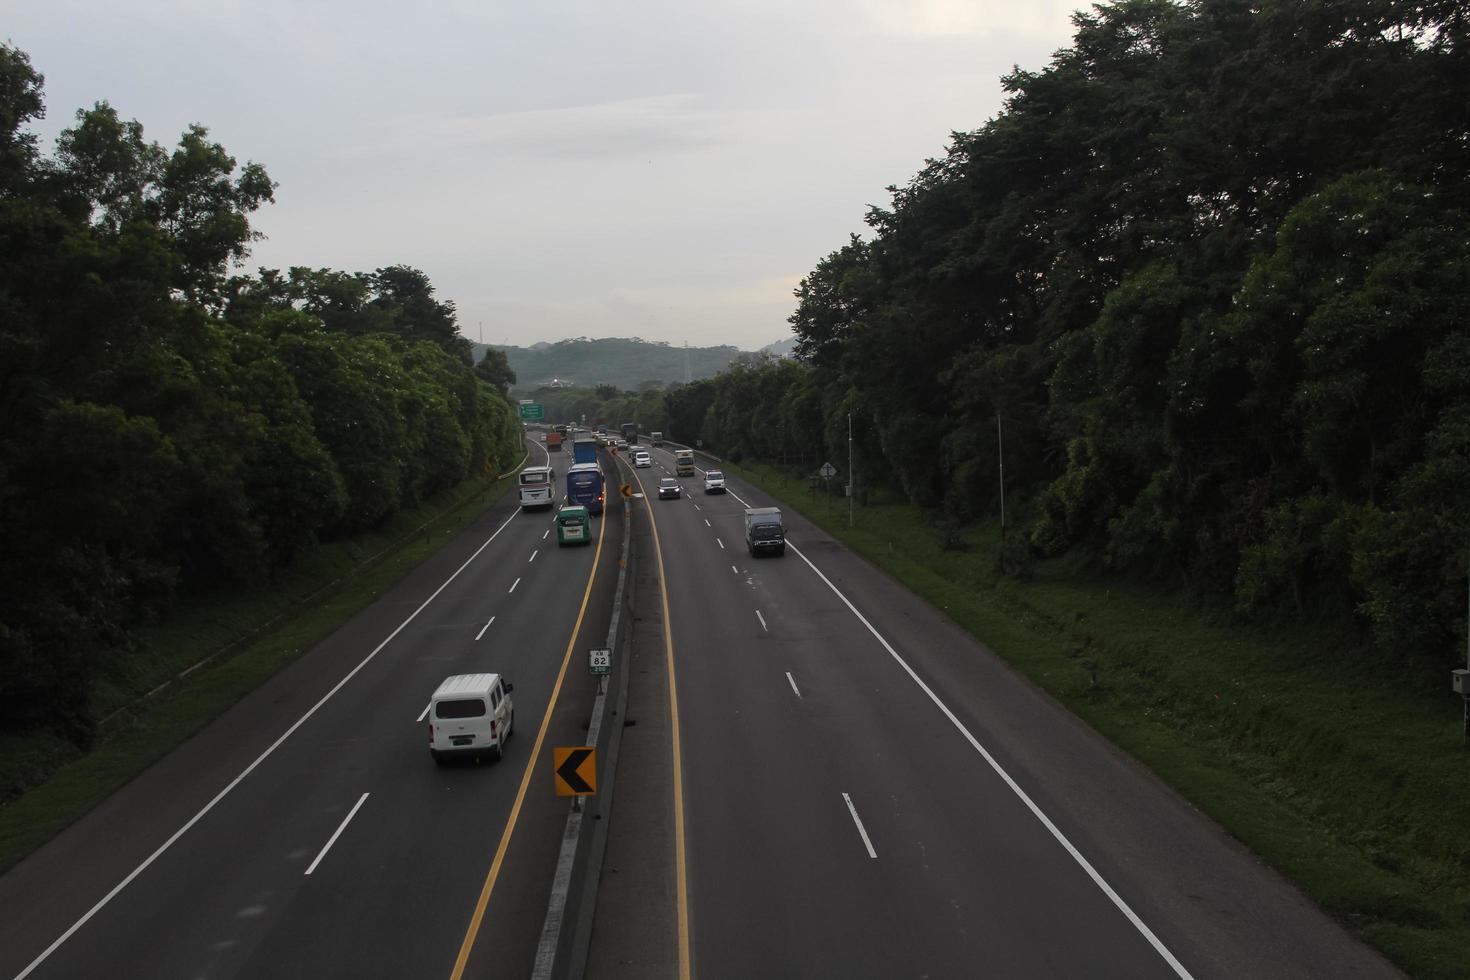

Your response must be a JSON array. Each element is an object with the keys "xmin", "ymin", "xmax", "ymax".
[{"xmin": 428, "ymin": 673, "xmax": 515, "ymax": 765}]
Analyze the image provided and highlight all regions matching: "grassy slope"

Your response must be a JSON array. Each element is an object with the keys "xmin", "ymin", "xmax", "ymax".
[
  {"xmin": 733, "ymin": 463, "xmax": 1470, "ymax": 980},
  {"xmin": 0, "ymin": 469, "xmax": 518, "ymax": 874}
]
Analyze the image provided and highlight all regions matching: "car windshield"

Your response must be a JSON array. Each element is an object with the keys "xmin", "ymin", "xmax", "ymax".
[{"xmin": 707, "ymin": 471, "xmax": 722, "ymax": 479}]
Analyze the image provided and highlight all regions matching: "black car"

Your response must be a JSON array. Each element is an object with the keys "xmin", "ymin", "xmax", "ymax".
[{"xmin": 657, "ymin": 477, "xmax": 681, "ymax": 499}]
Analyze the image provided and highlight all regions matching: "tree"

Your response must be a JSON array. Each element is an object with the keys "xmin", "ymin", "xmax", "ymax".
[{"xmin": 475, "ymin": 346, "xmax": 516, "ymax": 393}]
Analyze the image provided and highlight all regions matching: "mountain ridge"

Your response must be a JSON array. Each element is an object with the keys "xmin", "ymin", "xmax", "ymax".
[{"xmin": 473, "ymin": 336, "xmax": 795, "ymax": 391}]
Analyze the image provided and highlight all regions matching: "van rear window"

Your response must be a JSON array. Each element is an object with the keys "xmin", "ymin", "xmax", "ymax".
[{"xmin": 435, "ymin": 698, "xmax": 486, "ymax": 719}]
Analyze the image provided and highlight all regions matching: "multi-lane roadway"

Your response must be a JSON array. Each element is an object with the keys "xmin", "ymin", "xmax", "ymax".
[
  {"xmin": 592, "ymin": 442, "xmax": 1401, "ymax": 980},
  {"xmin": 0, "ymin": 437, "xmax": 620, "ymax": 980},
  {"xmin": 0, "ymin": 432, "xmax": 1406, "ymax": 979}
]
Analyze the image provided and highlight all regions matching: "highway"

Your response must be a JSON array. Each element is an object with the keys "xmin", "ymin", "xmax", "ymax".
[
  {"xmin": 0, "ymin": 430, "xmax": 1407, "ymax": 979},
  {"xmin": 592, "ymin": 442, "xmax": 1402, "ymax": 980},
  {"xmin": 0, "ymin": 436, "xmax": 620, "ymax": 980}
]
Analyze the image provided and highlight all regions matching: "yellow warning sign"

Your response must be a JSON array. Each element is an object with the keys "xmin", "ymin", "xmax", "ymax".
[{"xmin": 553, "ymin": 746, "xmax": 596, "ymax": 796}]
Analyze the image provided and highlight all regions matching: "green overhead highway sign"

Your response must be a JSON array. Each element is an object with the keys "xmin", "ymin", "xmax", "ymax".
[{"xmin": 518, "ymin": 402, "xmax": 545, "ymax": 420}]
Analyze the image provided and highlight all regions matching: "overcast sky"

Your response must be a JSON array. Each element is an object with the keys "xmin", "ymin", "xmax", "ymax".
[{"xmin": 8, "ymin": 0, "xmax": 1083, "ymax": 351}]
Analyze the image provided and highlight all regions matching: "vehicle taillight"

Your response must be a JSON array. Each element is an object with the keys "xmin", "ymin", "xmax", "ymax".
[
  {"xmin": 490, "ymin": 720, "xmax": 497, "ymax": 735},
  {"xmin": 428, "ymin": 722, "xmax": 434, "ymax": 744}
]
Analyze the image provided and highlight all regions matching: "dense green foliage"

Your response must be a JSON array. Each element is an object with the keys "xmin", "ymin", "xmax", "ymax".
[
  {"xmin": 482, "ymin": 337, "xmax": 746, "ymax": 393},
  {"xmin": 524, "ymin": 379, "xmax": 675, "ymax": 438},
  {"xmin": 670, "ymin": 0, "xmax": 1470, "ymax": 668},
  {"xmin": 0, "ymin": 47, "xmax": 522, "ymax": 740}
]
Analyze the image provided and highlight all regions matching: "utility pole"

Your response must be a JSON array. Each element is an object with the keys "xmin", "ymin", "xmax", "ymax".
[
  {"xmin": 848, "ymin": 411, "xmax": 854, "ymax": 529},
  {"xmin": 997, "ymin": 414, "xmax": 1006, "ymax": 549},
  {"xmin": 1457, "ymin": 552, "xmax": 1470, "ymax": 746}
]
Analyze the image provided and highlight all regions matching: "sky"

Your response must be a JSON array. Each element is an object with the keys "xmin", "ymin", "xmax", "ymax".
[{"xmin": 7, "ymin": 0, "xmax": 1084, "ymax": 351}]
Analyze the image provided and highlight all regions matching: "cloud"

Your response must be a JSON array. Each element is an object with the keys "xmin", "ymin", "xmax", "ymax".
[{"xmin": 356, "ymin": 94, "xmax": 730, "ymax": 161}]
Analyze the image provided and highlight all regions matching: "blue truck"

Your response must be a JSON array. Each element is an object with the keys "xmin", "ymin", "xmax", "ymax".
[
  {"xmin": 572, "ymin": 435, "xmax": 598, "ymax": 466},
  {"xmin": 566, "ymin": 462, "xmax": 605, "ymax": 515}
]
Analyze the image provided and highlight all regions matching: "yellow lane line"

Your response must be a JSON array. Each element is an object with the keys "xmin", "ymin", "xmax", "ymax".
[
  {"xmin": 629, "ymin": 467, "xmax": 693, "ymax": 980},
  {"xmin": 449, "ymin": 498, "xmax": 608, "ymax": 979}
]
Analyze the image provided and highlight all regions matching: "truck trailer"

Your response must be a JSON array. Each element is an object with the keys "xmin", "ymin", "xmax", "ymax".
[
  {"xmin": 744, "ymin": 507, "xmax": 785, "ymax": 557},
  {"xmin": 572, "ymin": 436, "xmax": 598, "ymax": 466}
]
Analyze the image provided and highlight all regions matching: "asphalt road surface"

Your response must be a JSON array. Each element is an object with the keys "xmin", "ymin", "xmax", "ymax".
[
  {"xmin": 0, "ymin": 436, "xmax": 621, "ymax": 980},
  {"xmin": 588, "ymin": 444, "xmax": 1402, "ymax": 980}
]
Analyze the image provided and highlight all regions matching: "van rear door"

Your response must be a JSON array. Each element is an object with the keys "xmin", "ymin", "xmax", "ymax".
[{"xmin": 435, "ymin": 696, "xmax": 488, "ymax": 747}]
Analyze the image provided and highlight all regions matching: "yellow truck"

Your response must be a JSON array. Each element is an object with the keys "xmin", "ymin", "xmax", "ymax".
[{"xmin": 674, "ymin": 449, "xmax": 695, "ymax": 477}]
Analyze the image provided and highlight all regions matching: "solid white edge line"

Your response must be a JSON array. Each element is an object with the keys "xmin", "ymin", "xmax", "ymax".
[
  {"xmin": 720, "ymin": 487, "xmax": 1192, "ymax": 978},
  {"xmin": 756, "ymin": 610, "xmax": 767, "ymax": 632},
  {"xmin": 13, "ymin": 505, "xmax": 525, "ymax": 980},
  {"xmin": 785, "ymin": 535, "xmax": 1196, "ymax": 980},
  {"xmin": 842, "ymin": 792, "xmax": 877, "ymax": 859},
  {"xmin": 786, "ymin": 672, "xmax": 802, "ymax": 698},
  {"xmin": 474, "ymin": 615, "xmax": 496, "ymax": 641},
  {"xmin": 304, "ymin": 792, "xmax": 370, "ymax": 876},
  {"xmin": 509, "ymin": 577, "xmax": 521, "ymax": 593}
]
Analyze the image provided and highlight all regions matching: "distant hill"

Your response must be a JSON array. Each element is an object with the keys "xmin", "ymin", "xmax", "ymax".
[
  {"xmin": 473, "ymin": 337, "xmax": 746, "ymax": 392},
  {"xmin": 761, "ymin": 336, "xmax": 798, "ymax": 358}
]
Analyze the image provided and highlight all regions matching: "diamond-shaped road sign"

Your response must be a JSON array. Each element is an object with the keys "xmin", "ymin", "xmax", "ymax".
[
  {"xmin": 553, "ymin": 746, "xmax": 596, "ymax": 796},
  {"xmin": 819, "ymin": 462, "xmax": 837, "ymax": 478}
]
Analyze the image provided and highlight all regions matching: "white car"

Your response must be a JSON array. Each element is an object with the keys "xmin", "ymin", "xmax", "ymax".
[
  {"xmin": 703, "ymin": 469, "xmax": 726, "ymax": 493},
  {"xmin": 634, "ymin": 451, "xmax": 652, "ymax": 468}
]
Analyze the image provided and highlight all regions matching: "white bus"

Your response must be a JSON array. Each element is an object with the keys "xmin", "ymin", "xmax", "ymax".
[{"xmin": 518, "ymin": 465, "xmax": 557, "ymax": 509}]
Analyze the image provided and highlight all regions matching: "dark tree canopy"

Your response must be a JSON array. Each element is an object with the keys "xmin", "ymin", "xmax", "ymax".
[
  {"xmin": 665, "ymin": 0, "xmax": 1470, "ymax": 667},
  {"xmin": 0, "ymin": 44, "xmax": 522, "ymax": 741}
]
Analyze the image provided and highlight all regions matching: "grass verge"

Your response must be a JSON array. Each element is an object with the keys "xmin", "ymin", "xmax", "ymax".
[
  {"xmin": 730, "ymin": 460, "xmax": 1470, "ymax": 980},
  {"xmin": 0, "ymin": 469, "xmax": 519, "ymax": 874}
]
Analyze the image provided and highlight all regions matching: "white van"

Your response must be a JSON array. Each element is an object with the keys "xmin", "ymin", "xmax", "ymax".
[{"xmin": 428, "ymin": 673, "xmax": 515, "ymax": 764}]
